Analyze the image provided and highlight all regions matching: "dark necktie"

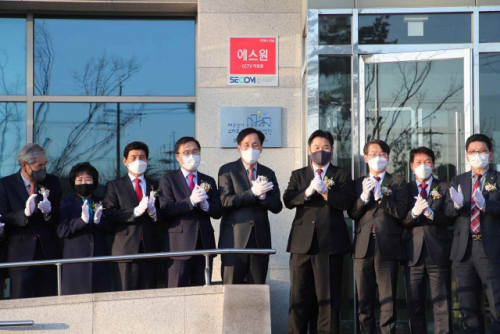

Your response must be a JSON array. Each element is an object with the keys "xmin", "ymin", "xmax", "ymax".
[
  {"xmin": 248, "ymin": 166, "xmax": 255, "ymax": 183},
  {"xmin": 420, "ymin": 183, "xmax": 428, "ymax": 200}
]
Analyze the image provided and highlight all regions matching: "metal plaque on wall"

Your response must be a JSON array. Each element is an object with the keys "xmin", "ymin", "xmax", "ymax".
[{"xmin": 220, "ymin": 107, "xmax": 282, "ymax": 148}]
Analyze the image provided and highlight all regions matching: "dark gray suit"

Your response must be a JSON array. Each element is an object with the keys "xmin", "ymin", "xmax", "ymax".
[
  {"xmin": 348, "ymin": 173, "xmax": 408, "ymax": 334},
  {"xmin": 445, "ymin": 169, "xmax": 500, "ymax": 334},
  {"xmin": 402, "ymin": 178, "xmax": 453, "ymax": 334},
  {"xmin": 218, "ymin": 159, "xmax": 282, "ymax": 284}
]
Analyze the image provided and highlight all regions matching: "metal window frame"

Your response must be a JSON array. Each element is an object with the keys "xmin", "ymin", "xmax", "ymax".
[{"xmin": 0, "ymin": 14, "xmax": 197, "ymax": 145}]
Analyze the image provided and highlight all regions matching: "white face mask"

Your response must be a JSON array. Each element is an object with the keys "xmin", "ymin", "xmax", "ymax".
[
  {"xmin": 468, "ymin": 153, "xmax": 490, "ymax": 170},
  {"xmin": 414, "ymin": 164, "xmax": 433, "ymax": 180},
  {"xmin": 241, "ymin": 148, "xmax": 261, "ymax": 164},
  {"xmin": 182, "ymin": 155, "xmax": 201, "ymax": 171},
  {"xmin": 368, "ymin": 156, "xmax": 387, "ymax": 172},
  {"xmin": 128, "ymin": 160, "xmax": 147, "ymax": 175}
]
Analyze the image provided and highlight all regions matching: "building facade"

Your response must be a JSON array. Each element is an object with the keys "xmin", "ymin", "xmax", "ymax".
[{"xmin": 0, "ymin": 0, "xmax": 500, "ymax": 332}]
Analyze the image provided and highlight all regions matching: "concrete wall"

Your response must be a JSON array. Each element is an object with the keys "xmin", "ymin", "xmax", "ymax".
[
  {"xmin": 0, "ymin": 285, "xmax": 271, "ymax": 334},
  {"xmin": 197, "ymin": 1, "xmax": 304, "ymax": 333}
]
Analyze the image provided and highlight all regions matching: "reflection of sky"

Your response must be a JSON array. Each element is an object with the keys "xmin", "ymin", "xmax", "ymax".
[
  {"xmin": 479, "ymin": 13, "xmax": 500, "ymax": 43},
  {"xmin": 359, "ymin": 14, "xmax": 471, "ymax": 44},
  {"xmin": 34, "ymin": 103, "xmax": 194, "ymax": 182},
  {"xmin": 0, "ymin": 18, "xmax": 26, "ymax": 95},
  {"xmin": 34, "ymin": 18, "xmax": 195, "ymax": 96},
  {"xmin": 0, "ymin": 103, "xmax": 26, "ymax": 176},
  {"xmin": 480, "ymin": 54, "xmax": 500, "ymax": 165}
]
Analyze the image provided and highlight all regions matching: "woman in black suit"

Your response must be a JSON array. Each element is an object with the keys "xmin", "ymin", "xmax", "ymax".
[{"xmin": 57, "ymin": 162, "xmax": 111, "ymax": 295}]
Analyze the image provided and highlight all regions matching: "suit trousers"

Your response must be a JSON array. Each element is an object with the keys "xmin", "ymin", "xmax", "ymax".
[
  {"xmin": 287, "ymin": 232, "xmax": 344, "ymax": 334},
  {"xmin": 221, "ymin": 227, "xmax": 269, "ymax": 284},
  {"xmin": 9, "ymin": 239, "xmax": 57, "ymax": 299},
  {"xmin": 354, "ymin": 235, "xmax": 399, "ymax": 334},
  {"xmin": 453, "ymin": 236, "xmax": 500, "ymax": 334},
  {"xmin": 404, "ymin": 242, "xmax": 453, "ymax": 334},
  {"xmin": 167, "ymin": 231, "xmax": 212, "ymax": 288},
  {"xmin": 114, "ymin": 242, "xmax": 157, "ymax": 291}
]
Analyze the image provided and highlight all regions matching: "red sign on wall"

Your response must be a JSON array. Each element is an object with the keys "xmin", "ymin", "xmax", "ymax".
[{"xmin": 228, "ymin": 36, "xmax": 279, "ymax": 86}]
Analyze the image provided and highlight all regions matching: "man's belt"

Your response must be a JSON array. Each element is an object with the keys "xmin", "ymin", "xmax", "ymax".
[{"xmin": 472, "ymin": 234, "xmax": 482, "ymax": 241}]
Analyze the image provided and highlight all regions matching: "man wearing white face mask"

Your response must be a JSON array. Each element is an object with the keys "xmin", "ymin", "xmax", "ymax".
[
  {"xmin": 348, "ymin": 139, "xmax": 408, "ymax": 334},
  {"xmin": 103, "ymin": 141, "xmax": 161, "ymax": 291},
  {"xmin": 402, "ymin": 147, "xmax": 454, "ymax": 334},
  {"xmin": 218, "ymin": 128, "xmax": 283, "ymax": 284},
  {"xmin": 445, "ymin": 134, "xmax": 500, "ymax": 334},
  {"xmin": 158, "ymin": 137, "xmax": 223, "ymax": 288}
]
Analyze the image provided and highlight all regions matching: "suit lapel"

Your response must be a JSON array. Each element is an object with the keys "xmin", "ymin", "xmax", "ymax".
[
  {"xmin": 381, "ymin": 172, "xmax": 392, "ymax": 189},
  {"xmin": 482, "ymin": 169, "xmax": 497, "ymax": 200},
  {"xmin": 237, "ymin": 159, "xmax": 251, "ymax": 190},
  {"xmin": 462, "ymin": 171, "xmax": 472, "ymax": 205},
  {"xmin": 122, "ymin": 175, "xmax": 139, "ymax": 206},
  {"xmin": 324, "ymin": 164, "xmax": 337, "ymax": 182},
  {"xmin": 14, "ymin": 170, "xmax": 29, "ymax": 202},
  {"xmin": 427, "ymin": 177, "xmax": 440, "ymax": 207},
  {"xmin": 175, "ymin": 169, "xmax": 192, "ymax": 197}
]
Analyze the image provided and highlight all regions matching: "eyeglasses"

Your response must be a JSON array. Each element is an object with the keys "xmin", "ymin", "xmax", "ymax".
[
  {"xmin": 180, "ymin": 149, "xmax": 200, "ymax": 156},
  {"xmin": 367, "ymin": 153, "xmax": 388, "ymax": 159},
  {"xmin": 27, "ymin": 161, "xmax": 49, "ymax": 169},
  {"xmin": 467, "ymin": 149, "xmax": 489, "ymax": 155}
]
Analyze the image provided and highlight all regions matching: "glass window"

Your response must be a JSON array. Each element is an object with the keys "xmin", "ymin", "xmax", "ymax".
[
  {"xmin": 479, "ymin": 13, "xmax": 500, "ymax": 43},
  {"xmin": 319, "ymin": 56, "xmax": 351, "ymax": 170},
  {"xmin": 34, "ymin": 102, "xmax": 194, "ymax": 185},
  {"xmin": 480, "ymin": 54, "xmax": 500, "ymax": 169},
  {"xmin": 359, "ymin": 14, "xmax": 471, "ymax": 45},
  {"xmin": 0, "ymin": 17, "xmax": 26, "ymax": 95},
  {"xmin": 319, "ymin": 15, "xmax": 351, "ymax": 45},
  {"xmin": 0, "ymin": 103, "xmax": 26, "ymax": 176},
  {"xmin": 34, "ymin": 18, "xmax": 195, "ymax": 96}
]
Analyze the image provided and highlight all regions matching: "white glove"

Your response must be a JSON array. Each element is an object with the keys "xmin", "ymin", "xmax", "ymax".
[
  {"xmin": 194, "ymin": 185, "xmax": 209, "ymax": 208},
  {"xmin": 449, "ymin": 185, "xmax": 464, "ymax": 209},
  {"xmin": 81, "ymin": 200, "xmax": 90, "ymax": 224},
  {"xmin": 24, "ymin": 194, "xmax": 37, "ymax": 217},
  {"xmin": 305, "ymin": 178, "xmax": 317, "ymax": 198},
  {"xmin": 147, "ymin": 191, "xmax": 156, "ymax": 216},
  {"xmin": 361, "ymin": 178, "xmax": 376, "ymax": 202},
  {"xmin": 312, "ymin": 175, "xmax": 328, "ymax": 194},
  {"xmin": 251, "ymin": 181, "xmax": 273, "ymax": 197},
  {"xmin": 37, "ymin": 193, "xmax": 52, "ymax": 215},
  {"xmin": 424, "ymin": 206, "xmax": 434, "ymax": 219},
  {"xmin": 412, "ymin": 195, "xmax": 429, "ymax": 217},
  {"xmin": 94, "ymin": 206, "xmax": 103, "ymax": 225},
  {"xmin": 373, "ymin": 179, "xmax": 382, "ymax": 201},
  {"xmin": 473, "ymin": 188, "xmax": 486, "ymax": 210},
  {"xmin": 190, "ymin": 187, "xmax": 208, "ymax": 205},
  {"xmin": 134, "ymin": 196, "xmax": 149, "ymax": 217}
]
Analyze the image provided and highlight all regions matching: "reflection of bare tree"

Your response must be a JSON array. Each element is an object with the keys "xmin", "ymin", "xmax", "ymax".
[{"xmin": 365, "ymin": 61, "xmax": 464, "ymax": 178}]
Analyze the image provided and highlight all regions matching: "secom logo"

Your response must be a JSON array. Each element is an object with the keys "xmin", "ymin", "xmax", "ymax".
[{"xmin": 229, "ymin": 76, "xmax": 256, "ymax": 84}]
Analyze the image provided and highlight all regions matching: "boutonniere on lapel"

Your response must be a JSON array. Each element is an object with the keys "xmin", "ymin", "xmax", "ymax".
[
  {"xmin": 150, "ymin": 186, "xmax": 160, "ymax": 198},
  {"xmin": 89, "ymin": 201, "xmax": 104, "ymax": 211},
  {"xmin": 381, "ymin": 184, "xmax": 392, "ymax": 196},
  {"xmin": 257, "ymin": 175, "xmax": 268, "ymax": 183},
  {"xmin": 485, "ymin": 181, "xmax": 497, "ymax": 192},
  {"xmin": 38, "ymin": 186, "xmax": 50, "ymax": 197},
  {"xmin": 323, "ymin": 176, "xmax": 335, "ymax": 189},
  {"xmin": 199, "ymin": 181, "xmax": 211, "ymax": 193},
  {"xmin": 430, "ymin": 187, "xmax": 442, "ymax": 199}
]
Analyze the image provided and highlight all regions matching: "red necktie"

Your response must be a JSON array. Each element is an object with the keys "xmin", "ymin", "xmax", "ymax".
[
  {"xmin": 29, "ymin": 182, "xmax": 35, "ymax": 195},
  {"xmin": 134, "ymin": 178, "xmax": 143, "ymax": 202},
  {"xmin": 187, "ymin": 174, "xmax": 195, "ymax": 193},
  {"xmin": 471, "ymin": 174, "xmax": 482, "ymax": 234},
  {"xmin": 316, "ymin": 169, "xmax": 323, "ymax": 178},
  {"xmin": 420, "ymin": 183, "xmax": 428, "ymax": 200}
]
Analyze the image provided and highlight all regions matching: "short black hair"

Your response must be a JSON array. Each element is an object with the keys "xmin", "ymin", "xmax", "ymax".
[
  {"xmin": 175, "ymin": 137, "xmax": 201, "ymax": 154},
  {"xmin": 123, "ymin": 141, "xmax": 149, "ymax": 159},
  {"xmin": 410, "ymin": 146, "xmax": 435, "ymax": 164},
  {"xmin": 363, "ymin": 139, "xmax": 390, "ymax": 156},
  {"xmin": 308, "ymin": 130, "xmax": 334, "ymax": 147},
  {"xmin": 466, "ymin": 134, "xmax": 493, "ymax": 152},
  {"xmin": 236, "ymin": 128, "xmax": 265, "ymax": 146},
  {"xmin": 69, "ymin": 162, "xmax": 99, "ymax": 190}
]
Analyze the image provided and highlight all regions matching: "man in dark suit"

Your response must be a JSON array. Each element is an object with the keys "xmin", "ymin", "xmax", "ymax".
[
  {"xmin": 445, "ymin": 134, "xmax": 500, "ymax": 334},
  {"xmin": 218, "ymin": 127, "xmax": 282, "ymax": 284},
  {"xmin": 159, "ymin": 137, "xmax": 223, "ymax": 287},
  {"xmin": 0, "ymin": 143, "xmax": 62, "ymax": 299},
  {"xmin": 403, "ymin": 147, "xmax": 454, "ymax": 334},
  {"xmin": 284, "ymin": 130, "xmax": 356, "ymax": 334},
  {"xmin": 348, "ymin": 139, "xmax": 408, "ymax": 334},
  {"xmin": 103, "ymin": 141, "xmax": 160, "ymax": 291}
]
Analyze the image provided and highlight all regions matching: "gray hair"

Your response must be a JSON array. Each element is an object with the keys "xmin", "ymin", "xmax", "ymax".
[{"xmin": 17, "ymin": 143, "xmax": 46, "ymax": 166}]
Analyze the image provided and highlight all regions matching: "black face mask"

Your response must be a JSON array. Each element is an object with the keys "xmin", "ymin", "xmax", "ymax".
[
  {"xmin": 310, "ymin": 150, "xmax": 332, "ymax": 166},
  {"xmin": 27, "ymin": 165, "xmax": 47, "ymax": 183},
  {"xmin": 75, "ymin": 184, "xmax": 95, "ymax": 198}
]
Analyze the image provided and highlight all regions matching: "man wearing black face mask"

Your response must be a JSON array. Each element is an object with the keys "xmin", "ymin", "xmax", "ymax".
[
  {"xmin": 57, "ymin": 162, "xmax": 112, "ymax": 295},
  {"xmin": 284, "ymin": 130, "xmax": 356, "ymax": 334},
  {"xmin": 0, "ymin": 143, "xmax": 62, "ymax": 299}
]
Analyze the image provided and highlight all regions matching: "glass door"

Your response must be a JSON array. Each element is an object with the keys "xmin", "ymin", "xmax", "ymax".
[{"xmin": 359, "ymin": 49, "xmax": 472, "ymax": 182}]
